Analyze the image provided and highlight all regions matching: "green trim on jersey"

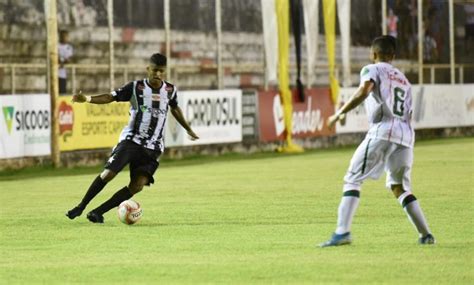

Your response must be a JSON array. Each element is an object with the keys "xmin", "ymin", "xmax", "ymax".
[
  {"xmin": 361, "ymin": 139, "xmax": 372, "ymax": 174},
  {"xmin": 361, "ymin": 67, "xmax": 370, "ymax": 76}
]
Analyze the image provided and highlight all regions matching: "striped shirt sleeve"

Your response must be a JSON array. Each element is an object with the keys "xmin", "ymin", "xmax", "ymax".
[
  {"xmin": 168, "ymin": 86, "xmax": 178, "ymax": 108},
  {"xmin": 111, "ymin": 81, "xmax": 134, "ymax": 102}
]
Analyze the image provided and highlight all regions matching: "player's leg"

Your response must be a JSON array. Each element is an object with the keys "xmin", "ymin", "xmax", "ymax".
[
  {"xmin": 86, "ymin": 184, "xmax": 134, "ymax": 223},
  {"xmin": 319, "ymin": 189, "xmax": 360, "ymax": 247},
  {"xmin": 320, "ymin": 138, "xmax": 387, "ymax": 247},
  {"xmin": 65, "ymin": 169, "xmax": 116, "ymax": 219},
  {"xmin": 86, "ymin": 147, "xmax": 160, "ymax": 223},
  {"xmin": 66, "ymin": 141, "xmax": 130, "ymax": 219},
  {"xmin": 87, "ymin": 174, "xmax": 149, "ymax": 222},
  {"xmin": 387, "ymin": 145, "xmax": 435, "ymax": 244}
]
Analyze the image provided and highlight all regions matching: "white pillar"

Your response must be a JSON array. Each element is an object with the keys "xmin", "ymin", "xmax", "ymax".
[
  {"xmin": 216, "ymin": 0, "xmax": 223, "ymax": 89},
  {"xmin": 382, "ymin": 0, "xmax": 387, "ymax": 35},
  {"xmin": 107, "ymin": 0, "xmax": 114, "ymax": 90},
  {"xmin": 449, "ymin": 0, "xmax": 455, "ymax": 84},
  {"xmin": 45, "ymin": 0, "xmax": 60, "ymax": 167},
  {"xmin": 164, "ymin": 0, "xmax": 171, "ymax": 80},
  {"xmin": 417, "ymin": 0, "xmax": 423, "ymax": 84},
  {"xmin": 304, "ymin": 0, "xmax": 319, "ymax": 87},
  {"xmin": 338, "ymin": 0, "xmax": 351, "ymax": 87}
]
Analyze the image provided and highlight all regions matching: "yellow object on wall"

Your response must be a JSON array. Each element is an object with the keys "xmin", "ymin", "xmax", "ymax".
[
  {"xmin": 323, "ymin": 0, "xmax": 340, "ymax": 104},
  {"xmin": 275, "ymin": 0, "xmax": 303, "ymax": 152},
  {"xmin": 57, "ymin": 96, "xmax": 129, "ymax": 151}
]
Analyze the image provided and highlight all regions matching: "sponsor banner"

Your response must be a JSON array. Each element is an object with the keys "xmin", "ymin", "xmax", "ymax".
[
  {"xmin": 336, "ymin": 84, "xmax": 474, "ymax": 134},
  {"xmin": 258, "ymin": 88, "xmax": 335, "ymax": 142},
  {"xmin": 58, "ymin": 96, "xmax": 129, "ymax": 151},
  {"xmin": 0, "ymin": 94, "xmax": 51, "ymax": 159},
  {"xmin": 242, "ymin": 90, "xmax": 259, "ymax": 142},
  {"xmin": 412, "ymin": 84, "xmax": 474, "ymax": 129},
  {"xmin": 165, "ymin": 90, "xmax": 242, "ymax": 147}
]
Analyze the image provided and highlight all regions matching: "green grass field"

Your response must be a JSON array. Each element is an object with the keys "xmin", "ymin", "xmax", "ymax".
[{"xmin": 1, "ymin": 137, "xmax": 473, "ymax": 284}]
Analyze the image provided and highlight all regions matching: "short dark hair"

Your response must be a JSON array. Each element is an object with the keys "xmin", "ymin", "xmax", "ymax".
[
  {"xmin": 150, "ymin": 53, "xmax": 167, "ymax": 66},
  {"xmin": 371, "ymin": 35, "xmax": 396, "ymax": 55}
]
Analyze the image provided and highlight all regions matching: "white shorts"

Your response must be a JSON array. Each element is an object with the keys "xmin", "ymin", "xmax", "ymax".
[{"xmin": 343, "ymin": 137, "xmax": 413, "ymax": 192}]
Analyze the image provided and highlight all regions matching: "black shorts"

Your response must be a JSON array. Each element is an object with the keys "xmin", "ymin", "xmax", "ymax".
[{"xmin": 104, "ymin": 140, "xmax": 160, "ymax": 185}]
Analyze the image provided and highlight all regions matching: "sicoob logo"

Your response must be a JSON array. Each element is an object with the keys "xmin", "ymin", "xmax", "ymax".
[{"xmin": 2, "ymin": 106, "xmax": 14, "ymax": 134}]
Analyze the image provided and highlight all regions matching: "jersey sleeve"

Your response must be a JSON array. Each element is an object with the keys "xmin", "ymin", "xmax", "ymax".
[
  {"xmin": 111, "ymin": 81, "xmax": 134, "ymax": 102},
  {"xmin": 168, "ymin": 86, "xmax": 178, "ymax": 108},
  {"xmin": 359, "ymin": 65, "xmax": 377, "ymax": 86}
]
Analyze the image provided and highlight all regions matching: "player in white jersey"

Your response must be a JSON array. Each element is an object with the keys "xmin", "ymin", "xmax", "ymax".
[{"xmin": 320, "ymin": 36, "xmax": 435, "ymax": 247}]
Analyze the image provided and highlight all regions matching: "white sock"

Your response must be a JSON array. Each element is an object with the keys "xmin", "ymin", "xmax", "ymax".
[
  {"xmin": 335, "ymin": 190, "xmax": 360, "ymax": 235},
  {"xmin": 398, "ymin": 192, "xmax": 431, "ymax": 237}
]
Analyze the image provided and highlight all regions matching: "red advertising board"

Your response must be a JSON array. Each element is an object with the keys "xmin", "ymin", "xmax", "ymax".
[{"xmin": 258, "ymin": 88, "xmax": 335, "ymax": 142}]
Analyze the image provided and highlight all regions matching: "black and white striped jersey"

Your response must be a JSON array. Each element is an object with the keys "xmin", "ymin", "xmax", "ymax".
[{"xmin": 111, "ymin": 79, "xmax": 178, "ymax": 153}]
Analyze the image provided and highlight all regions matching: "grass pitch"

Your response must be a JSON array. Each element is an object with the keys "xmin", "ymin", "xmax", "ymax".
[{"xmin": 0, "ymin": 137, "xmax": 473, "ymax": 284}]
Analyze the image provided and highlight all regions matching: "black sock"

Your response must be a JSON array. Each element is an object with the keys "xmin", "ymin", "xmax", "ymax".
[
  {"xmin": 93, "ymin": 186, "xmax": 133, "ymax": 215},
  {"xmin": 78, "ymin": 175, "xmax": 107, "ymax": 209}
]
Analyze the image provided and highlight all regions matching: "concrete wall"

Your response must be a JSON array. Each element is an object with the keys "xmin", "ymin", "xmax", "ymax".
[{"xmin": 0, "ymin": 20, "xmax": 371, "ymax": 94}]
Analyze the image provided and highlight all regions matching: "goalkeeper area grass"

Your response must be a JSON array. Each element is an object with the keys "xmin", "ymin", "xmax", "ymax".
[{"xmin": 0, "ymin": 137, "xmax": 472, "ymax": 284}]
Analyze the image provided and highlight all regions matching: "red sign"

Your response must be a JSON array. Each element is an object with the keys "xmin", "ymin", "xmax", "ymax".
[
  {"xmin": 258, "ymin": 88, "xmax": 335, "ymax": 142},
  {"xmin": 58, "ymin": 101, "xmax": 74, "ymax": 141}
]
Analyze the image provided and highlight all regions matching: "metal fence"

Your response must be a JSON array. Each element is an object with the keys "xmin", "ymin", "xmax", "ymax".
[
  {"xmin": 1, "ymin": 0, "xmax": 473, "ymax": 95},
  {"xmin": 1, "ymin": 62, "xmax": 473, "ymax": 95}
]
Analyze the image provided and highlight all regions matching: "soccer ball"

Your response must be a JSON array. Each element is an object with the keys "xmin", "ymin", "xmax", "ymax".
[{"xmin": 117, "ymin": 199, "xmax": 143, "ymax": 225}]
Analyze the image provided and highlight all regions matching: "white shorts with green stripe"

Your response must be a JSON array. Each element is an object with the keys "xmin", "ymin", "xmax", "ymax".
[{"xmin": 343, "ymin": 137, "xmax": 413, "ymax": 192}]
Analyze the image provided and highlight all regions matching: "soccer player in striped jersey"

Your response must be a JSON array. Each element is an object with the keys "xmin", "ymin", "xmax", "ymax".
[
  {"xmin": 66, "ymin": 53, "xmax": 199, "ymax": 223},
  {"xmin": 320, "ymin": 36, "xmax": 435, "ymax": 247}
]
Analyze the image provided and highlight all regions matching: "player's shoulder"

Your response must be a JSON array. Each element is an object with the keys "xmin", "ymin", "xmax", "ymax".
[
  {"xmin": 360, "ymin": 63, "xmax": 377, "ymax": 75},
  {"xmin": 163, "ymin": 81, "xmax": 177, "ymax": 93},
  {"xmin": 163, "ymin": 80, "xmax": 175, "ymax": 88},
  {"xmin": 392, "ymin": 66, "xmax": 412, "ymax": 86},
  {"xmin": 121, "ymin": 79, "xmax": 141, "ymax": 90},
  {"xmin": 117, "ymin": 80, "xmax": 136, "ymax": 91}
]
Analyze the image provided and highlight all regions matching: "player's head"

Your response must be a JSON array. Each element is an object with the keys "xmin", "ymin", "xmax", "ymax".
[
  {"xmin": 147, "ymin": 53, "xmax": 167, "ymax": 85},
  {"xmin": 150, "ymin": 53, "xmax": 167, "ymax": 66},
  {"xmin": 370, "ymin": 35, "xmax": 396, "ymax": 62}
]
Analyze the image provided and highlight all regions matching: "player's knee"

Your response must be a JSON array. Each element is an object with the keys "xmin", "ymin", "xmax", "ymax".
[
  {"xmin": 391, "ymin": 184, "xmax": 405, "ymax": 198},
  {"xmin": 128, "ymin": 184, "xmax": 143, "ymax": 194},
  {"xmin": 129, "ymin": 176, "xmax": 148, "ymax": 194},
  {"xmin": 100, "ymin": 169, "xmax": 117, "ymax": 182}
]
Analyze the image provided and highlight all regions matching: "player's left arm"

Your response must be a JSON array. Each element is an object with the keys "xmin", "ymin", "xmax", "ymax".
[
  {"xmin": 170, "ymin": 106, "xmax": 199, "ymax": 140},
  {"xmin": 327, "ymin": 80, "xmax": 374, "ymax": 129}
]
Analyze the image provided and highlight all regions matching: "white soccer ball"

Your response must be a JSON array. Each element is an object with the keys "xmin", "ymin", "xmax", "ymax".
[{"xmin": 117, "ymin": 199, "xmax": 143, "ymax": 225}]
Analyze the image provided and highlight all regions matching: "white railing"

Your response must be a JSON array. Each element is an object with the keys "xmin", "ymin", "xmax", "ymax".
[{"xmin": 1, "ymin": 62, "xmax": 473, "ymax": 95}]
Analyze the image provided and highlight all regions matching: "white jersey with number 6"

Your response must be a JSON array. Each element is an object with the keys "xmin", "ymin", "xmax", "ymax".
[{"xmin": 360, "ymin": 62, "xmax": 414, "ymax": 148}]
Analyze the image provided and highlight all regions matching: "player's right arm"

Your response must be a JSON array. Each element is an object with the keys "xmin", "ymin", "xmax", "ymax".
[
  {"xmin": 72, "ymin": 90, "xmax": 114, "ymax": 104},
  {"xmin": 327, "ymin": 65, "xmax": 376, "ymax": 129},
  {"xmin": 72, "ymin": 82, "xmax": 134, "ymax": 104},
  {"xmin": 327, "ymin": 80, "xmax": 374, "ymax": 129}
]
